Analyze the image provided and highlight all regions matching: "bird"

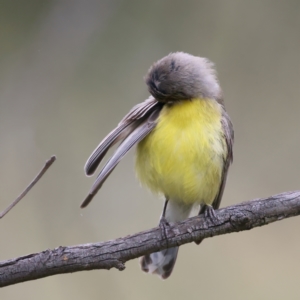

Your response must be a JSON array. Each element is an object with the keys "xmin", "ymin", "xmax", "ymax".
[{"xmin": 81, "ymin": 52, "xmax": 234, "ymax": 279}]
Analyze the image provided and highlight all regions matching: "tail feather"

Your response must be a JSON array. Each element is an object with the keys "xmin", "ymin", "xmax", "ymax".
[
  {"xmin": 140, "ymin": 248, "xmax": 179, "ymax": 279},
  {"xmin": 140, "ymin": 200, "xmax": 194, "ymax": 279}
]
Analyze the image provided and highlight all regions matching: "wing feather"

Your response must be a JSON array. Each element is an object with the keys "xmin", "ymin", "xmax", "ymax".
[
  {"xmin": 85, "ymin": 122, "xmax": 133, "ymax": 176},
  {"xmin": 212, "ymin": 109, "xmax": 234, "ymax": 209},
  {"xmin": 84, "ymin": 96, "xmax": 159, "ymax": 176},
  {"xmin": 81, "ymin": 102, "xmax": 162, "ymax": 208}
]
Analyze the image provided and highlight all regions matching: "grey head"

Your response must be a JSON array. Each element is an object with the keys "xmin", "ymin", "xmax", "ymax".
[{"xmin": 145, "ymin": 52, "xmax": 222, "ymax": 103}]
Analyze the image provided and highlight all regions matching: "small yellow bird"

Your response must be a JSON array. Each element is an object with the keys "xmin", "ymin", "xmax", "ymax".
[{"xmin": 81, "ymin": 52, "xmax": 234, "ymax": 279}]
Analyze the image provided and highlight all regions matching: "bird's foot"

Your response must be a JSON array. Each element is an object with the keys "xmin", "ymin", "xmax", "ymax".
[
  {"xmin": 159, "ymin": 216, "xmax": 170, "ymax": 242},
  {"xmin": 201, "ymin": 204, "xmax": 220, "ymax": 225},
  {"xmin": 195, "ymin": 205, "xmax": 219, "ymax": 245}
]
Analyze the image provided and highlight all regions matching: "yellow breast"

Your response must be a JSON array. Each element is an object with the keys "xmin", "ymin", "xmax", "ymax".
[{"xmin": 135, "ymin": 98, "xmax": 226, "ymax": 205}]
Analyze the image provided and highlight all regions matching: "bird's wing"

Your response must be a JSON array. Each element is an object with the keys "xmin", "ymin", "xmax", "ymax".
[
  {"xmin": 81, "ymin": 97, "xmax": 162, "ymax": 208},
  {"xmin": 84, "ymin": 96, "xmax": 160, "ymax": 176},
  {"xmin": 212, "ymin": 109, "xmax": 234, "ymax": 210}
]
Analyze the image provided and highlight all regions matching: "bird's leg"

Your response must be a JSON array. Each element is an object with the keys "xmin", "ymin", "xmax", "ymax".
[
  {"xmin": 159, "ymin": 198, "xmax": 170, "ymax": 243},
  {"xmin": 160, "ymin": 198, "xmax": 169, "ymax": 226}
]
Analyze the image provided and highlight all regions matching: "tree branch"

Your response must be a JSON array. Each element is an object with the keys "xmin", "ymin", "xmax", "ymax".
[
  {"xmin": 1, "ymin": 190, "xmax": 300, "ymax": 287},
  {"xmin": 0, "ymin": 156, "xmax": 56, "ymax": 219}
]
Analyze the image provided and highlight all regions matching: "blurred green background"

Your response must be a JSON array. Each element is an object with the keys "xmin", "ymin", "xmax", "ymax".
[{"xmin": 1, "ymin": 0, "xmax": 300, "ymax": 299}]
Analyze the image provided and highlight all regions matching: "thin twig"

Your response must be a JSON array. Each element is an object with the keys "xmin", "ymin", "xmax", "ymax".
[
  {"xmin": 0, "ymin": 155, "xmax": 56, "ymax": 219},
  {"xmin": 0, "ymin": 190, "xmax": 299, "ymax": 287}
]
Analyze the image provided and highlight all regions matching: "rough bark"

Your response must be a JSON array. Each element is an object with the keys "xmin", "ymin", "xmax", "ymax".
[{"xmin": 1, "ymin": 190, "xmax": 300, "ymax": 287}]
